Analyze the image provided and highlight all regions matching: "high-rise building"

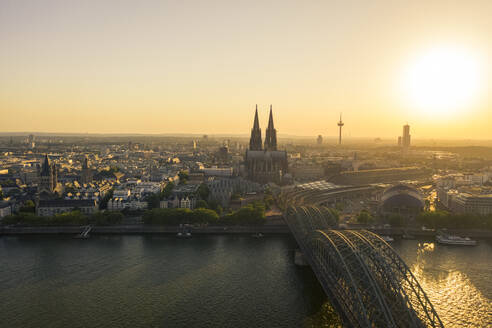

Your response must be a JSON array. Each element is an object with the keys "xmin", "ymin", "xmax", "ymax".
[
  {"xmin": 27, "ymin": 134, "xmax": 35, "ymax": 149},
  {"xmin": 401, "ymin": 124, "xmax": 411, "ymax": 149},
  {"xmin": 317, "ymin": 135, "xmax": 323, "ymax": 145}
]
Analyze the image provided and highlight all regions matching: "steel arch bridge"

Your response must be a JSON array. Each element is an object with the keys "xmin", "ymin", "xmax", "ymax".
[{"xmin": 283, "ymin": 204, "xmax": 444, "ymax": 328}]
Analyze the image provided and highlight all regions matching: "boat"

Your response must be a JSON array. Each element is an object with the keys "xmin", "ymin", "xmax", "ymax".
[
  {"xmin": 252, "ymin": 232, "xmax": 264, "ymax": 238},
  {"xmin": 380, "ymin": 235, "xmax": 394, "ymax": 242},
  {"xmin": 436, "ymin": 230, "xmax": 477, "ymax": 246},
  {"xmin": 177, "ymin": 225, "xmax": 192, "ymax": 238}
]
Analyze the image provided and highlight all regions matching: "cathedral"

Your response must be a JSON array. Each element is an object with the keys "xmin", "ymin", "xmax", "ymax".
[{"xmin": 245, "ymin": 105, "xmax": 288, "ymax": 184}]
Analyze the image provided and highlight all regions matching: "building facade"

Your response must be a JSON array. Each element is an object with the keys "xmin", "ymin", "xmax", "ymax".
[
  {"xmin": 37, "ymin": 199, "xmax": 97, "ymax": 216},
  {"xmin": 245, "ymin": 106, "xmax": 288, "ymax": 184},
  {"xmin": 401, "ymin": 124, "xmax": 411, "ymax": 149}
]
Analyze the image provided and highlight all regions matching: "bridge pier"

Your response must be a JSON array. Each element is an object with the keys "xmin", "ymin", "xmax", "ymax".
[{"xmin": 294, "ymin": 249, "xmax": 309, "ymax": 266}]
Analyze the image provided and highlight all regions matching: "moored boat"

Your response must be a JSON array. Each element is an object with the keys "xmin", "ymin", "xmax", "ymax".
[
  {"xmin": 436, "ymin": 230, "xmax": 477, "ymax": 246},
  {"xmin": 380, "ymin": 235, "xmax": 394, "ymax": 242},
  {"xmin": 177, "ymin": 225, "xmax": 192, "ymax": 238}
]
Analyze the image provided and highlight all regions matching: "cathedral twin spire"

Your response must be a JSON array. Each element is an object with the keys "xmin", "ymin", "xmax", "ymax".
[{"xmin": 249, "ymin": 105, "xmax": 277, "ymax": 151}]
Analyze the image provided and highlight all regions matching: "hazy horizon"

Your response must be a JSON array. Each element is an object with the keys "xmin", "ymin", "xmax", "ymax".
[{"xmin": 1, "ymin": 0, "xmax": 491, "ymax": 138}]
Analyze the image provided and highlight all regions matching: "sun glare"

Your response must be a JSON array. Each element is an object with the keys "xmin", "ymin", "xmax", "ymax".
[{"xmin": 402, "ymin": 46, "xmax": 482, "ymax": 117}]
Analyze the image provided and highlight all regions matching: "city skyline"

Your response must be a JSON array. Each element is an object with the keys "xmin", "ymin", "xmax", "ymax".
[
  {"xmin": 1, "ymin": 0, "xmax": 491, "ymax": 138},
  {"xmin": 1, "ymin": 2, "xmax": 491, "ymax": 327}
]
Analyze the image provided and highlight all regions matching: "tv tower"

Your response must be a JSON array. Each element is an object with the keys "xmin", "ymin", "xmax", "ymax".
[{"xmin": 337, "ymin": 113, "xmax": 344, "ymax": 145}]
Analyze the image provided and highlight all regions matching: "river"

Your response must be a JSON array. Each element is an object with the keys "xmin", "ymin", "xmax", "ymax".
[{"xmin": 0, "ymin": 235, "xmax": 491, "ymax": 327}]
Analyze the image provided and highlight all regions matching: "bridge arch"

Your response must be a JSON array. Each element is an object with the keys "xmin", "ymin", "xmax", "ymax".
[{"xmin": 284, "ymin": 204, "xmax": 443, "ymax": 328}]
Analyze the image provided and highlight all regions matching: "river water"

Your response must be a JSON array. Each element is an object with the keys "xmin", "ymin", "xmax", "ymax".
[{"xmin": 0, "ymin": 235, "xmax": 490, "ymax": 328}]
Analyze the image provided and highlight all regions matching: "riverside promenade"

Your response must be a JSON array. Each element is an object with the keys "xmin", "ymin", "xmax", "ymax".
[
  {"xmin": 0, "ymin": 224, "xmax": 291, "ymax": 235},
  {"xmin": 1, "ymin": 224, "xmax": 492, "ymax": 238}
]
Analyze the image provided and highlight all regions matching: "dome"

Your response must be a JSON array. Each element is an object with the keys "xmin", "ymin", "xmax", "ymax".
[{"xmin": 380, "ymin": 184, "xmax": 424, "ymax": 214}]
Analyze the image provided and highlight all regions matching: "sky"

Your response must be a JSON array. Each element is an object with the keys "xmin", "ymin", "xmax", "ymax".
[{"xmin": 0, "ymin": 0, "xmax": 491, "ymax": 139}]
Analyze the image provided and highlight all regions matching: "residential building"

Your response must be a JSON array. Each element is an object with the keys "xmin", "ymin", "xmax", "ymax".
[{"xmin": 37, "ymin": 199, "xmax": 97, "ymax": 216}]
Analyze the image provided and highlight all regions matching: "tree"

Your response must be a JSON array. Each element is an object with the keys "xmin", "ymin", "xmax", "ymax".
[
  {"xmin": 221, "ymin": 202, "xmax": 266, "ymax": 225},
  {"xmin": 161, "ymin": 182, "xmax": 174, "ymax": 199},
  {"xmin": 264, "ymin": 194, "xmax": 274, "ymax": 210},
  {"xmin": 388, "ymin": 214, "xmax": 404, "ymax": 227},
  {"xmin": 99, "ymin": 189, "xmax": 114, "ymax": 210},
  {"xmin": 19, "ymin": 200, "xmax": 35, "ymax": 213},
  {"xmin": 356, "ymin": 210, "xmax": 374, "ymax": 224},
  {"xmin": 91, "ymin": 211, "xmax": 123, "ymax": 225},
  {"xmin": 198, "ymin": 183, "xmax": 210, "ymax": 200},
  {"xmin": 327, "ymin": 208, "xmax": 340, "ymax": 225},
  {"xmin": 51, "ymin": 211, "xmax": 87, "ymax": 225},
  {"xmin": 145, "ymin": 193, "xmax": 161, "ymax": 209},
  {"xmin": 196, "ymin": 200, "xmax": 209, "ymax": 209},
  {"xmin": 178, "ymin": 171, "xmax": 189, "ymax": 184},
  {"xmin": 190, "ymin": 208, "xmax": 219, "ymax": 224}
]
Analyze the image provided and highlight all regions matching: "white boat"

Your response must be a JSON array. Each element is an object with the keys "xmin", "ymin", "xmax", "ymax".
[
  {"xmin": 381, "ymin": 235, "xmax": 394, "ymax": 242},
  {"xmin": 177, "ymin": 225, "xmax": 192, "ymax": 238},
  {"xmin": 252, "ymin": 232, "xmax": 264, "ymax": 238},
  {"xmin": 436, "ymin": 231, "xmax": 477, "ymax": 246}
]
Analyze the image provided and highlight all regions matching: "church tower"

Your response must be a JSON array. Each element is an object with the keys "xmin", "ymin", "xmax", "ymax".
[
  {"xmin": 38, "ymin": 154, "xmax": 56, "ymax": 195},
  {"xmin": 249, "ymin": 105, "xmax": 262, "ymax": 150},
  {"xmin": 264, "ymin": 105, "xmax": 277, "ymax": 151},
  {"xmin": 81, "ymin": 156, "xmax": 93, "ymax": 184}
]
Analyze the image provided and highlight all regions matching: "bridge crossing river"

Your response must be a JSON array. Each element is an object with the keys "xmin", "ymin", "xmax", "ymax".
[{"xmin": 278, "ymin": 188, "xmax": 444, "ymax": 328}]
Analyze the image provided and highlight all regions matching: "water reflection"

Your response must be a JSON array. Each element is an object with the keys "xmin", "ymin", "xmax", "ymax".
[
  {"xmin": 399, "ymin": 240, "xmax": 492, "ymax": 327},
  {"xmin": 0, "ymin": 236, "xmax": 490, "ymax": 327}
]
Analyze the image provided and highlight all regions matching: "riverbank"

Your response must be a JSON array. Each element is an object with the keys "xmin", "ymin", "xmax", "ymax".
[
  {"xmin": 2, "ymin": 224, "xmax": 492, "ymax": 238},
  {"xmin": 0, "ymin": 224, "xmax": 291, "ymax": 235}
]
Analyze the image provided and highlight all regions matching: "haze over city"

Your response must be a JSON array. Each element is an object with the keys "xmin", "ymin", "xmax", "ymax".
[
  {"xmin": 1, "ymin": 2, "xmax": 492, "ymax": 328},
  {"xmin": 1, "ymin": 0, "xmax": 491, "ymax": 138}
]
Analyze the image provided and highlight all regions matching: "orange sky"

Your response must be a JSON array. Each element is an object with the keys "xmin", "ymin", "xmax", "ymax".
[{"xmin": 0, "ymin": 0, "xmax": 491, "ymax": 138}]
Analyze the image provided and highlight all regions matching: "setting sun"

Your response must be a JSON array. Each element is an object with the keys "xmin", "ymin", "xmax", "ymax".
[{"xmin": 402, "ymin": 46, "xmax": 482, "ymax": 118}]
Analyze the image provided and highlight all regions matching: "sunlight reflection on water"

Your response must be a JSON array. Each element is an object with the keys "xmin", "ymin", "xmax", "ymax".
[{"xmin": 409, "ymin": 242, "xmax": 492, "ymax": 327}]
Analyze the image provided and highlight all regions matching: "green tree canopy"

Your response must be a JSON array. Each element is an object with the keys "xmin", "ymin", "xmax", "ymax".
[
  {"xmin": 356, "ymin": 210, "xmax": 374, "ymax": 224},
  {"xmin": 198, "ymin": 183, "xmax": 210, "ymax": 200},
  {"xmin": 19, "ymin": 200, "xmax": 36, "ymax": 213},
  {"xmin": 196, "ymin": 199, "xmax": 209, "ymax": 209},
  {"xmin": 161, "ymin": 182, "xmax": 175, "ymax": 199},
  {"xmin": 91, "ymin": 211, "xmax": 123, "ymax": 225}
]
